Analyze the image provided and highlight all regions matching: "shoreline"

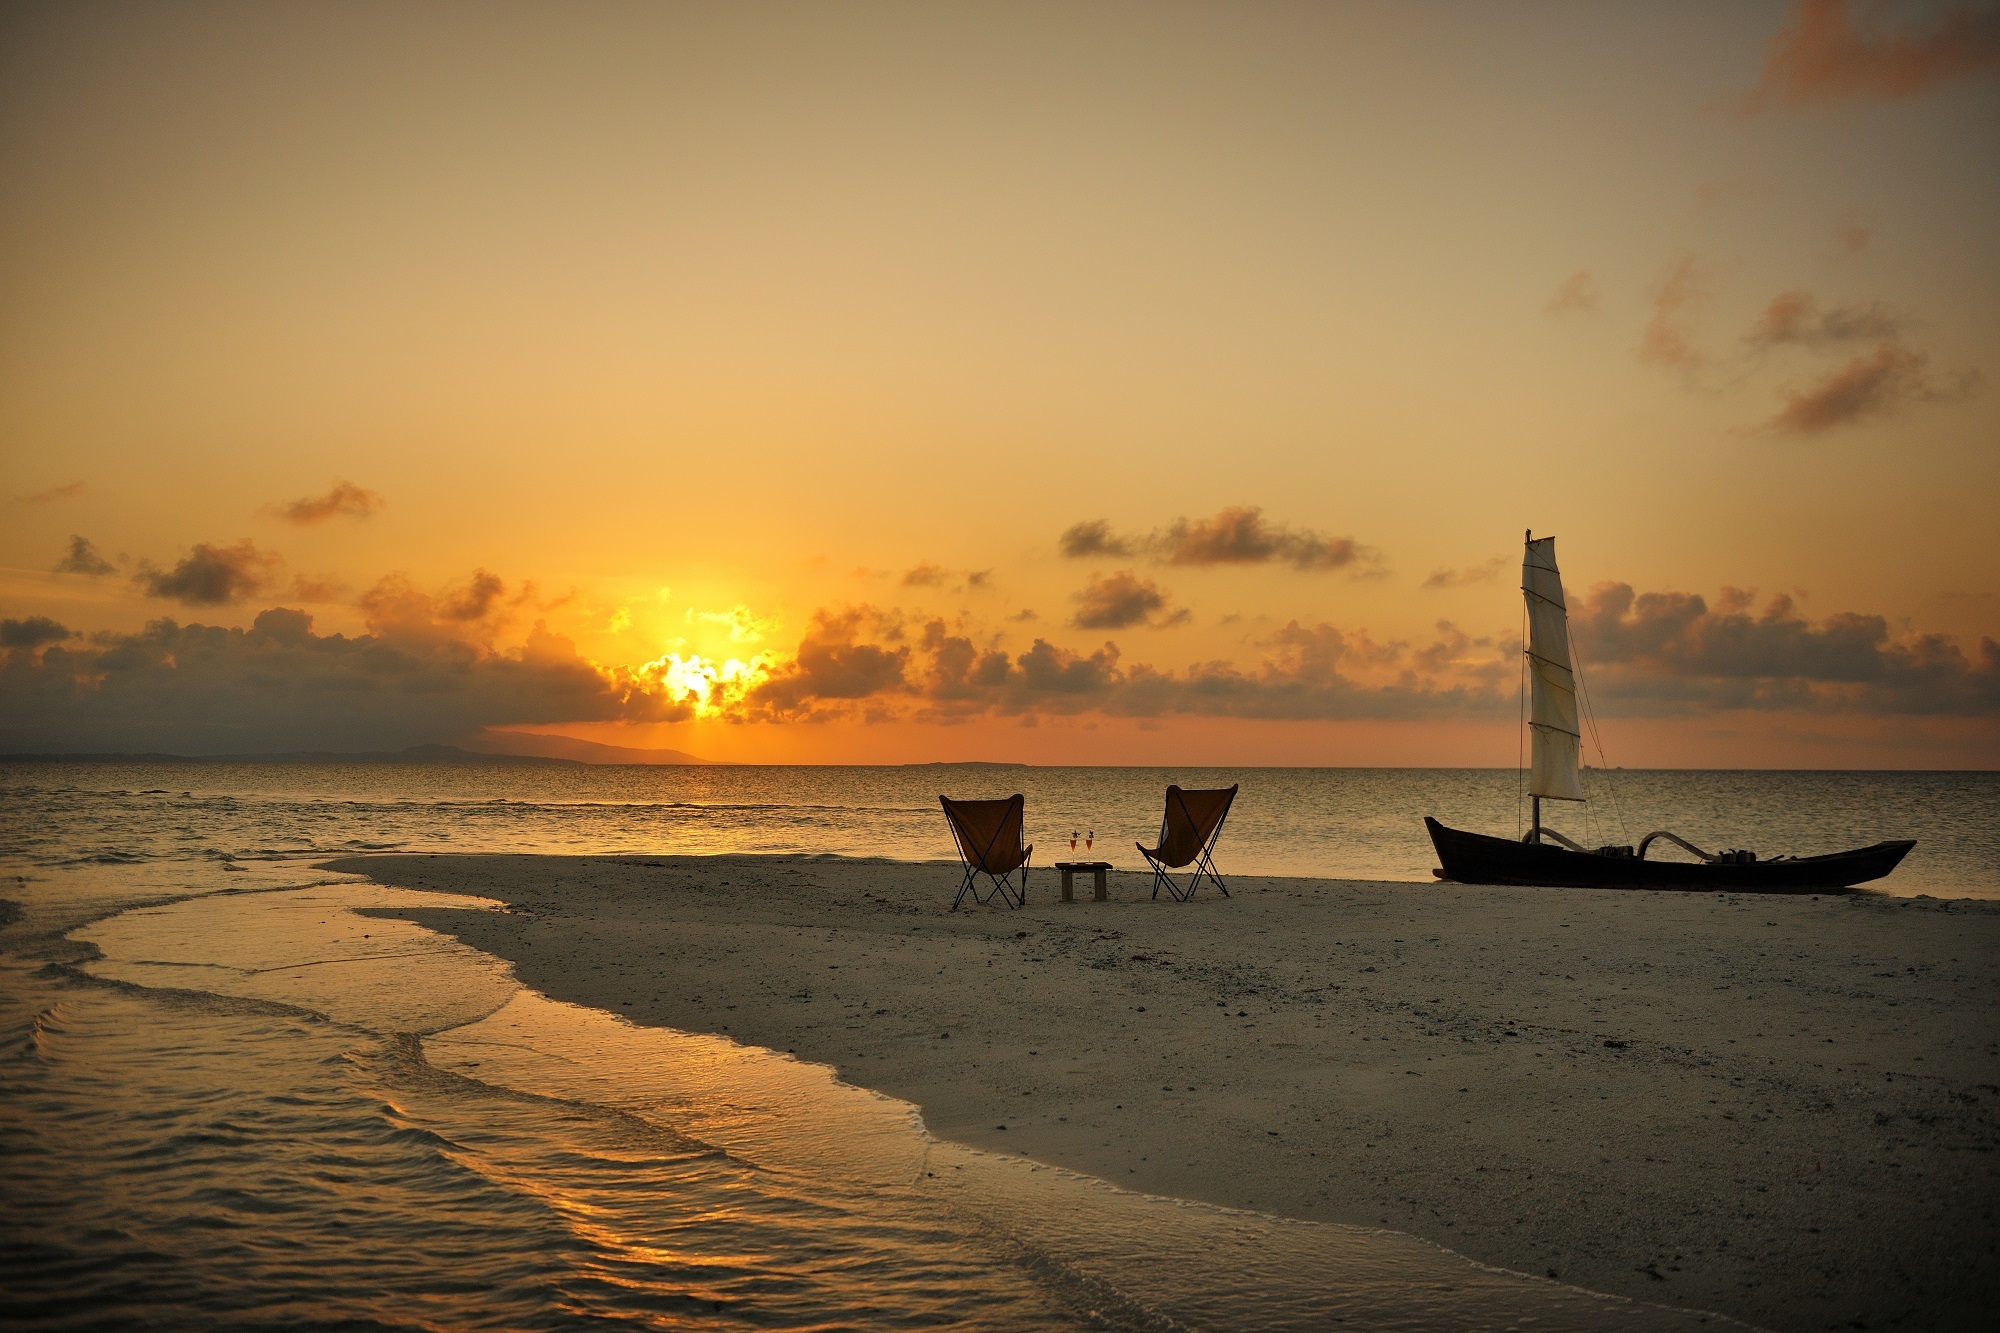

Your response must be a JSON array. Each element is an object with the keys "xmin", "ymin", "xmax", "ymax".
[{"xmin": 338, "ymin": 852, "xmax": 2000, "ymax": 1333}]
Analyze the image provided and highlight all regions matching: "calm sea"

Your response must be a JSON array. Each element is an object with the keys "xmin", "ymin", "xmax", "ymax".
[
  {"xmin": 2, "ymin": 761, "xmax": 1992, "ymax": 893},
  {"xmin": 2, "ymin": 762, "xmax": 1991, "ymax": 1330}
]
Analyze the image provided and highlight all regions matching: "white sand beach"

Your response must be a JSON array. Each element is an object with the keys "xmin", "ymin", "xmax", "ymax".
[{"xmin": 340, "ymin": 853, "xmax": 2000, "ymax": 1333}]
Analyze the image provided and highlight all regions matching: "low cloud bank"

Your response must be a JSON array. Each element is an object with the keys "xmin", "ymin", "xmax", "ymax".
[
  {"xmin": 0, "ymin": 585, "xmax": 693, "ymax": 755},
  {"xmin": 1573, "ymin": 583, "xmax": 2000, "ymax": 716},
  {"xmin": 5, "ymin": 575, "xmax": 1993, "ymax": 753}
]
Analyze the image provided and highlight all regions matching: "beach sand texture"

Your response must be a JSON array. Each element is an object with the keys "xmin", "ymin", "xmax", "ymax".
[{"xmin": 339, "ymin": 853, "xmax": 2000, "ymax": 1333}]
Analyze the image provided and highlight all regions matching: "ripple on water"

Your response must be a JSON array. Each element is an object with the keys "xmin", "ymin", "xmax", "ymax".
[{"xmin": 0, "ymin": 870, "xmax": 1746, "ymax": 1330}]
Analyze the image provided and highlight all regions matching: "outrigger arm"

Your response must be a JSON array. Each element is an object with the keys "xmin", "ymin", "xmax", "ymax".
[
  {"xmin": 1521, "ymin": 822, "xmax": 1593, "ymax": 854},
  {"xmin": 1637, "ymin": 830, "xmax": 1716, "ymax": 863}
]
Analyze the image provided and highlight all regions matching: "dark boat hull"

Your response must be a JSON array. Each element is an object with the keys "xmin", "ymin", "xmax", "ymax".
[{"xmin": 1424, "ymin": 817, "xmax": 1913, "ymax": 892}]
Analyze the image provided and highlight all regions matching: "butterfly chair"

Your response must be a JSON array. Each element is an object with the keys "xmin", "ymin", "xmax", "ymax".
[
  {"xmin": 1138, "ymin": 784, "xmax": 1238, "ymax": 902},
  {"xmin": 940, "ymin": 794, "xmax": 1032, "ymax": 910}
]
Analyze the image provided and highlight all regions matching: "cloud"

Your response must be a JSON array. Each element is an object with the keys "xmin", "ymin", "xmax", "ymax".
[
  {"xmin": 898, "ymin": 617, "xmax": 1508, "ymax": 724},
  {"xmin": 1422, "ymin": 557, "xmax": 1507, "ymax": 590},
  {"xmin": 1572, "ymin": 582, "xmax": 2000, "ymax": 715},
  {"xmin": 1063, "ymin": 507, "xmax": 1367, "ymax": 573},
  {"xmin": 53, "ymin": 535, "xmax": 115, "ymax": 576},
  {"xmin": 1765, "ymin": 342, "xmax": 1976, "ymax": 434},
  {"xmin": 277, "ymin": 481, "xmax": 382, "ymax": 525},
  {"xmin": 1157, "ymin": 507, "xmax": 1361, "ymax": 571},
  {"xmin": 1743, "ymin": 290, "xmax": 1904, "ymax": 348},
  {"xmin": 742, "ymin": 607, "xmax": 911, "ymax": 719},
  {"xmin": 1543, "ymin": 269, "xmax": 1600, "ymax": 317},
  {"xmin": 440, "ymin": 569, "xmax": 506, "ymax": 621},
  {"xmin": 901, "ymin": 562, "xmax": 946, "ymax": 587},
  {"xmin": 1692, "ymin": 179, "xmax": 1748, "ymax": 214},
  {"xmin": 0, "ymin": 607, "xmax": 697, "ymax": 755},
  {"xmin": 8, "ymin": 571, "xmax": 1993, "ymax": 753},
  {"xmin": 1071, "ymin": 572, "xmax": 1187, "ymax": 630},
  {"xmin": 15, "ymin": 482, "xmax": 85, "ymax": 505},
  {"xmin": 685, "ymin": 603, "xmax": 775, "ymax": 643},
  {"xmin": 289, "ymin": 573, "xmax": 349, "ymax": 602},
  {"xmin": 1638, "ymin": 255, "xmax": 1710, "ymax": 372},
  {"xmin": 1738, "ymin": 0, "xmax": 2000, "ymax": 113},
  {"xmin": 135, "ymin": 540, "xmax": 281, "ymax": 605},
  {"xmin": 1, "ymin": 617, "xmax": 73, "ymax": 652},
  {"xmin": 1832, "ymin": 212, "xmax": 1872, "ymax": 258},
  {"xmin": 1059, "ymin": 519, "xmax": 1133, "ymax": 558},
  {"xmin": 966, "ymin": 569, "xmax": 992, "ymax": 590}
]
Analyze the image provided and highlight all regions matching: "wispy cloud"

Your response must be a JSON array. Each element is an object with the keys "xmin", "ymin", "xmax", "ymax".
[
  {"xmin": 1831, "ymin": 211, "xmax": 1872, "ymax": 258},
  {"xmin": 1062, "ymin": 507, "xmax": 1368, "ymax": 573},
  {"xmin": 15, "ymin": 482, "xmax": 85, "ymax": 505},
  {"xmin": 1637, "ymin": 255, "xmax": 1710, "ymax": 373},
  {"xmin": 1743, "ymin": 290, "xmax": 1904, "ymax": 348},
  {"xmin": 1764, "ymin": 342, "xmax": 1977, "ymax": 434},
  {"xmin": 135, "ymin": 541, "xmax": 281, "ymax": 605},
  {"xmin": 276, "ymin": 481, "xmax": 382, "ymax": 525},
  {"xmin": 53, "ymin": 535, "xmax": 115, "ymax": 576},
  {"xmin": 1738, "ymin": 1, "xmax": 2000, "ymax": 114},
  {"xmin": 1422, "ymin": 557, "xmax": 1507, "ymax": 590},
  {"xmin": 1543, "ymin": 269, "xmax": 1600, "ymax": 317}
]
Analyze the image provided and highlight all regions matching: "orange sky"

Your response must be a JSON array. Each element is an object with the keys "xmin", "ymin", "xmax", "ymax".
[{"xmin": 2, "ymin": 2, "xmax": 1996, "ymax": 765}]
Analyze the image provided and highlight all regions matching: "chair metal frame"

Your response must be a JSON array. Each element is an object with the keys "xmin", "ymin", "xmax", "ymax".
[
  {"xmin": 940, "ymin": 794, "xmax": 1032, "ymax": 910},
  {"xmin": 1138, "ymin": 785, "xmax": 1236, "ymax": 902}
]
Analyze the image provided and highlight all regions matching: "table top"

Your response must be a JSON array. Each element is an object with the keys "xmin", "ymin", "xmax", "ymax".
[{"xmin": 1052, "ymin": 860, "xmax": 1113, "ymax": 870}]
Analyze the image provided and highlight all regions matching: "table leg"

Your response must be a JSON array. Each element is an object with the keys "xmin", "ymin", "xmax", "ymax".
[
  {"xmin": 1093, "ymin": 868, "xmax": 1108, "ymax": 902},
  {"xmin": 1060, "ymin": 868, "xmax": 1075, "ymax": 902}
]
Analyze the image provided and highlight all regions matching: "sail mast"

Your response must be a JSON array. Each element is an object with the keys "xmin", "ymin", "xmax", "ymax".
[{"xmin": 1522, "ymin": 530, "xmax": 1585, "ymax": 841}]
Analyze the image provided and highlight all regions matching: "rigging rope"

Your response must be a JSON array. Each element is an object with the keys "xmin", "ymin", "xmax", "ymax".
[{"xmin": 1568, "ymin": 630, "xmax": 1632, "ymax": 845}]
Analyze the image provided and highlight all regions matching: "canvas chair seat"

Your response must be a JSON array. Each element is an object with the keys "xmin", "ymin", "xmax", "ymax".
[
  {"xmin": 940, "ymin": 793, "xmax": 1032, "ymax": 910},
  {"xmin": 1137, "ymin": 784, "xmax": 1237, "ymax": 901}
]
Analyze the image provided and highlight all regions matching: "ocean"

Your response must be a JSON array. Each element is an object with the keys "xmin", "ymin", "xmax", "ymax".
[
  {"xmin": 2, "ymin": 763, "xmax": 1992, "ymax": 1330},
  {"xmin": 3, "ymin": 761, "xmax": 1992, "ymax": 893}
]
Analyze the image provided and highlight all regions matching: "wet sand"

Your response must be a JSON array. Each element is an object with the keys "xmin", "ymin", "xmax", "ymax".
[{"xmin": 335, "ymin": 853, "xmax": 2000, "ymax": 1333}]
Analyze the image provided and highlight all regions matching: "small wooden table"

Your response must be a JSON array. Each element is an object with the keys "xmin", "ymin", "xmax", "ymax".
[{"xmin": 1054, "ymin": 861, "xmax": 1112, "ymax": 902}]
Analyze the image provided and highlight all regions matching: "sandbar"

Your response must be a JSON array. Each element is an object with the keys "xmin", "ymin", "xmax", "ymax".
[{"xmin": 334, "ymin": 853, "xmax": 2000, "ymax": 1333}]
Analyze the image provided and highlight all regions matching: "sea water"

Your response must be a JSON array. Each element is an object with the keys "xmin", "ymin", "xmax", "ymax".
[
  {"xmin": 2, "ymin": 762, "xmax": 1992, "ymax": 894},
  {"xmin": 3, "ymin": 765, "xmax": 1992, "ymax": 1329}
]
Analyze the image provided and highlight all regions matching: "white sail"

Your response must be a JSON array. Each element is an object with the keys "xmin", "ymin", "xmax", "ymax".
[{"xmin": 1523, "ymin": 535, "xmax": 1585, "ymax": 802}]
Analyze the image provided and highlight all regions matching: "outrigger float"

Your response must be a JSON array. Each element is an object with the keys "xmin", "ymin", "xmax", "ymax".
[{"xmin": 1423, "ymin": 532, "xmax": 1914, "ymax": 893}]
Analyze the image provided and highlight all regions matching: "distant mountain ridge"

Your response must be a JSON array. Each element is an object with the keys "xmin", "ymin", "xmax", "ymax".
[{"xmin": 460, "ymin": 732, "xmax": 712, "ymax": 765}]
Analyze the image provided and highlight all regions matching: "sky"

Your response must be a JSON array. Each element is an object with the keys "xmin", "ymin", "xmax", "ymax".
[{"xmin": 2, "ymin": 0, "xmax": 1996, "ymax": 766}]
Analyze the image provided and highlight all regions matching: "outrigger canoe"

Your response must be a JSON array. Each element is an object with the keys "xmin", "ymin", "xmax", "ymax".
[{"xmin": 1425, "ymin": 817, "xmax": 1914, "ymax": 892}]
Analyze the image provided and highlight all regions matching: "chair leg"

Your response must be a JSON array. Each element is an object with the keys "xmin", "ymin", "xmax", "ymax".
[{"xmin": 1195, "ymin": 849, "xmax": 1228, "ymax": 898}]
